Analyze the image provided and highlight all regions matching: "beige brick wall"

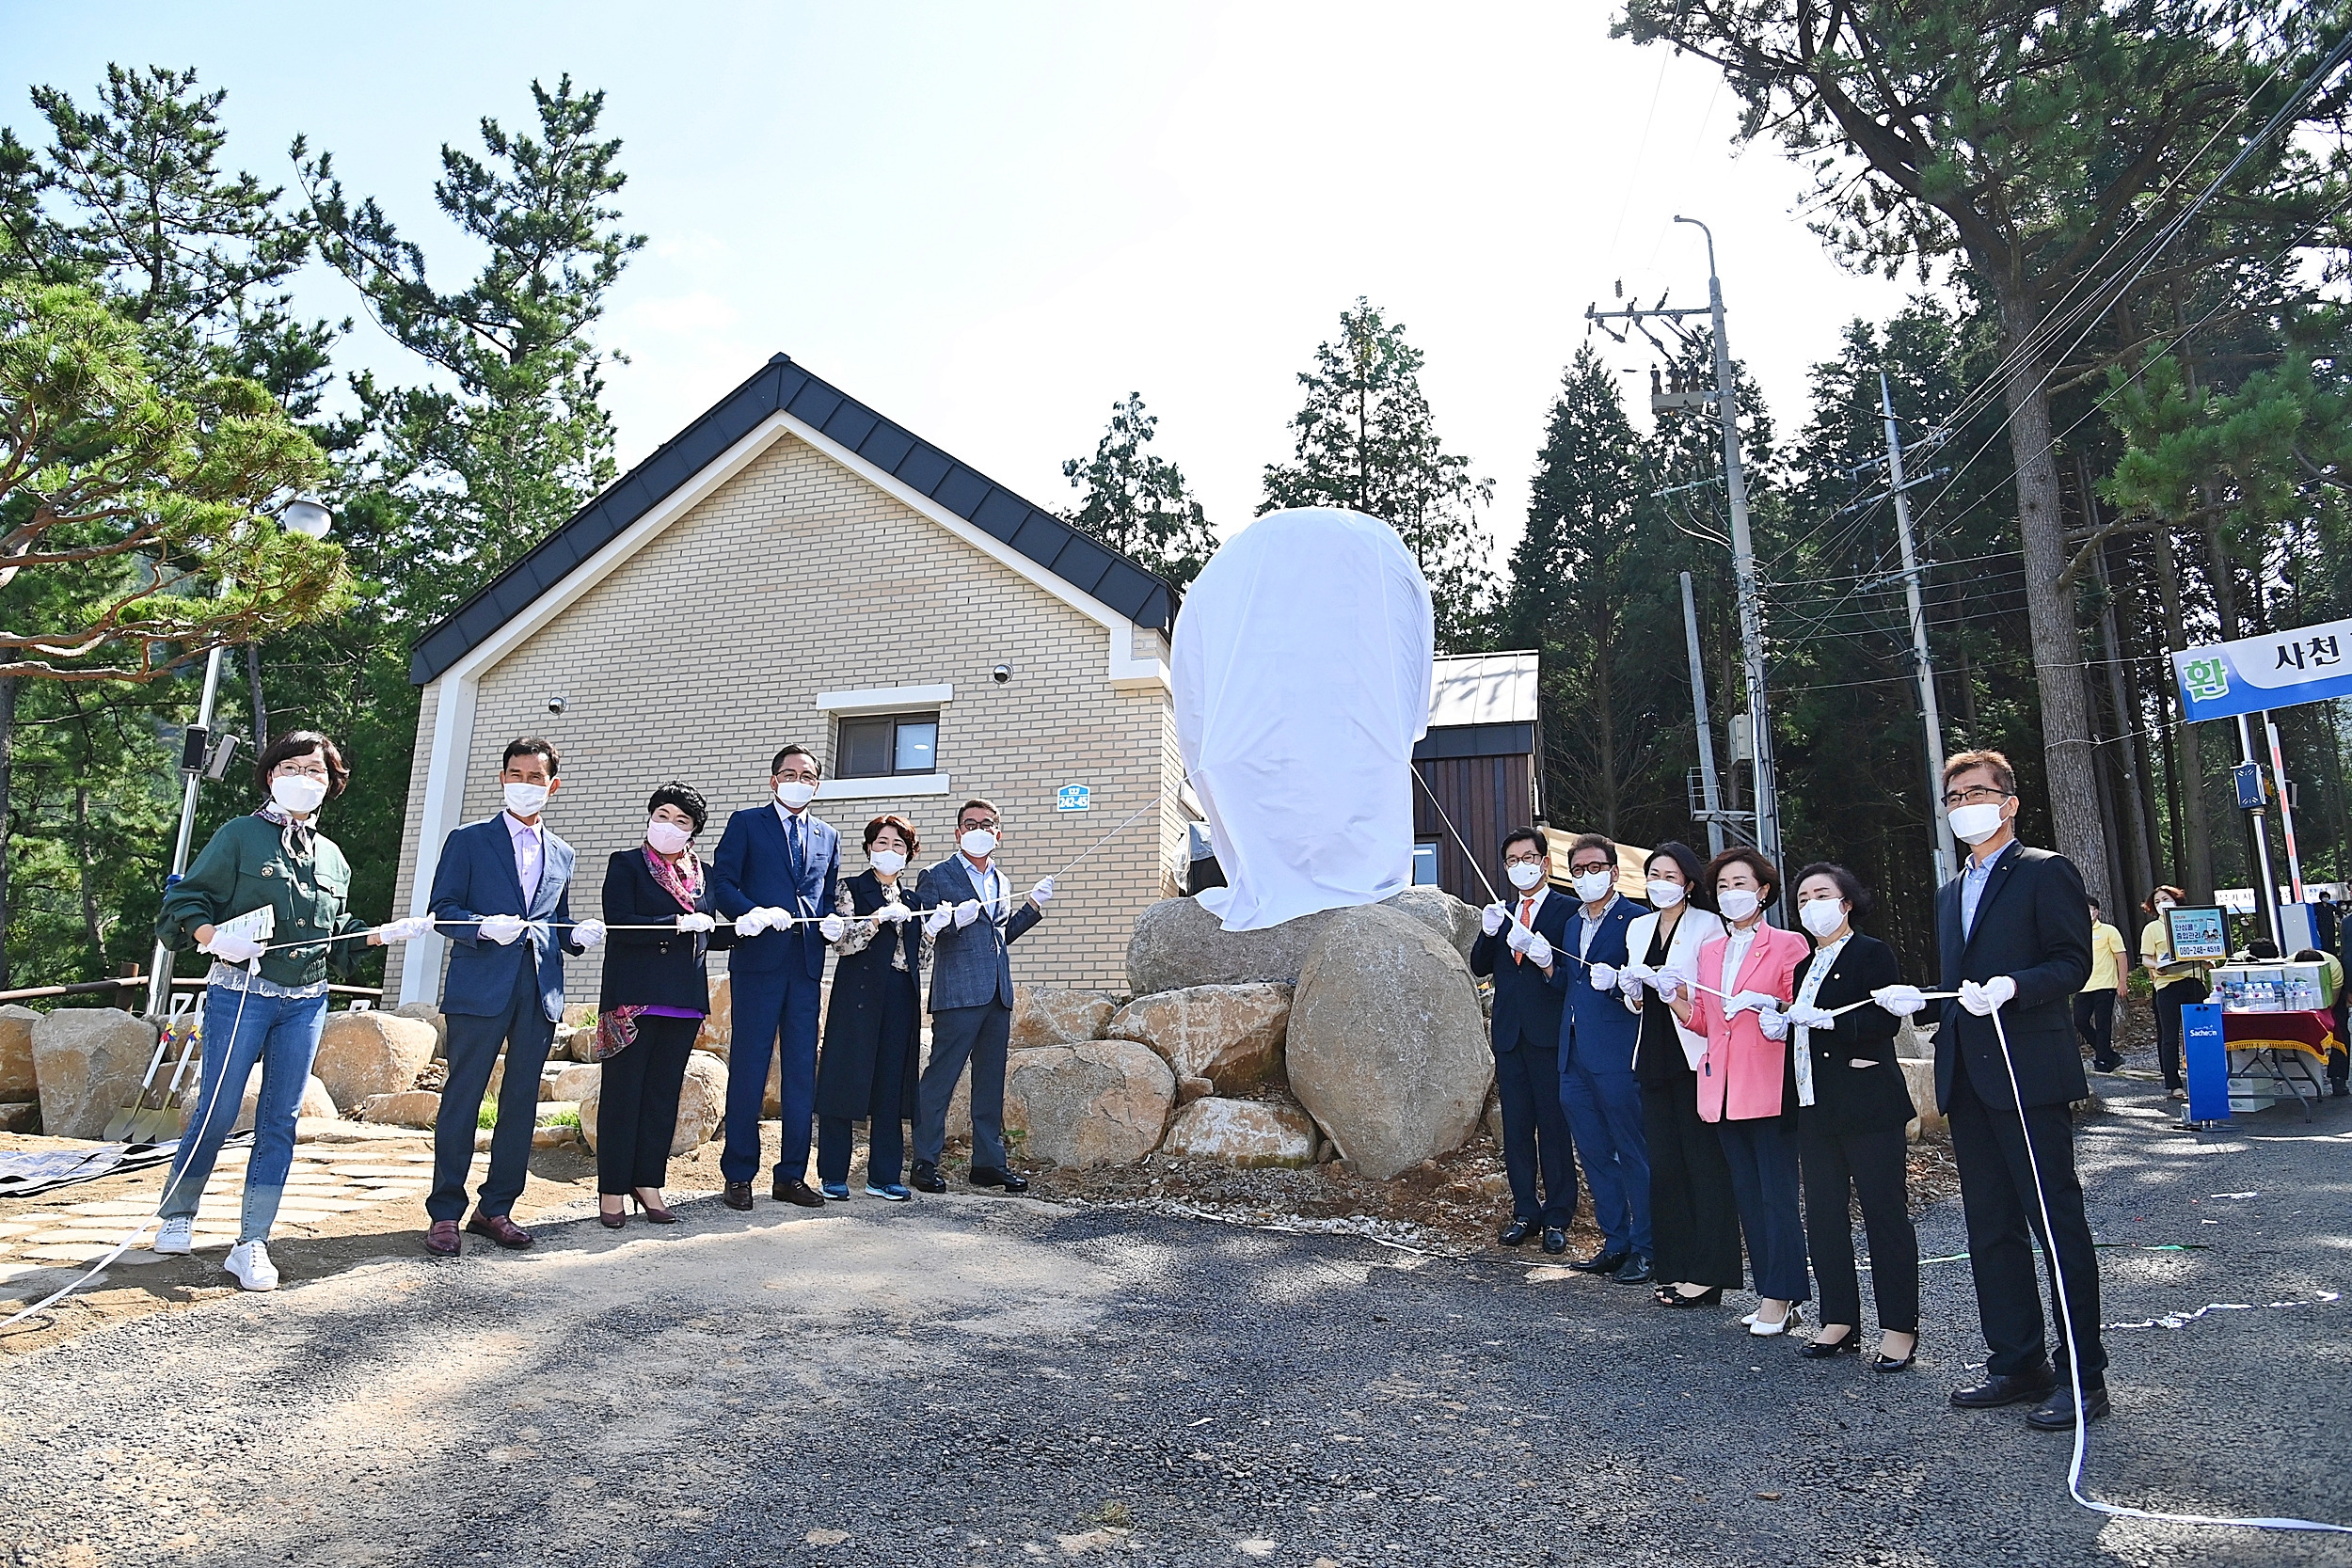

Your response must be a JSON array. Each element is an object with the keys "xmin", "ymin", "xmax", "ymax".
[{"xmin": 386, "ymin": 431, "xmax": 1183, "ymax": 1002}]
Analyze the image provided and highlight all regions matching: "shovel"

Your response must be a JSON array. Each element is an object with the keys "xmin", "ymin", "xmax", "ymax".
[{"xmin": 105, "ymin": 906, "xmax": 273, "ymax": 1143}]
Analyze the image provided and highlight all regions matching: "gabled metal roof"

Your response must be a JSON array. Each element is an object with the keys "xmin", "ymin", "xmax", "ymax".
[
  {"xmin": 407, "ymin": 353, "xmax": 1179, "ymax": 686},
  {"xmin": 1427, "ymin": 651, "xmax": 1540, "ymax": 728}
]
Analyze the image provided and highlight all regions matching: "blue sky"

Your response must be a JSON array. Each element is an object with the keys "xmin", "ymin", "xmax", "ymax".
[{"xmin": 11, "ymin": 1, "xmax": 1916, "ymax": 565}]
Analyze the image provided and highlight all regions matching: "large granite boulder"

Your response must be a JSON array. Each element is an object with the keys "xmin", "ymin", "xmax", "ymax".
[
  {"xmin": 1286, "ymin": 904, "xmax": 1492, "ymax": 1180},
  {"xmin": 386, "ymin": 1001, "xmax": 448, "ymax": 1057},
  {"xmin": 693, "ymin": 974, "xmax": 734, "ymax": 1056},
  {"xmin": 230, "ymin": 1068, "xmax": 337, "ymax": 1132},
  {"xmin": 582, "ymin": 1051, "xmax": 727, "ymax": 1157},
  {"xmin": 1125, "ymin": 891, "xmax": 1477, "ymax": 997},
  {"xmin": 1011, "ymin": 986, "xmax": 1120, "ymax": 1049},
  {"xmin": 358, "ymin": 1088, "xmax": 443, "ymax": 1128},
  {"xmin": 310, "ymin": 1011, "xmax": 437, "ymax": 1108},
  {"xmin": 1004, "ymin": 1040, "xmax": 1174, "ymax": 1168},
  {"xmin": 549, "ymin": 1062, "xmax": 603, "ymax": 1103},
  {"xmin": 1159, "ymin": 1096, "xmax": 1317, "ymax": 1168},
  {"xmin": 1105, "ymin": 983, "xmax": 1290, "ymax": 1091},
  {"xmin": 0, "ymin": 1004, "xmax": 40, "ymax": 1101},
  {"xmin": 30, "ymin": 1007, "xmax": 158, "ymax": 1141}
]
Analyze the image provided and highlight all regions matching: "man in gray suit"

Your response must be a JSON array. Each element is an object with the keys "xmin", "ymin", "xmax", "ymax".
[{"xmin": 910, "ymin": 799, "xmax": 1052, "ymax": 1194}]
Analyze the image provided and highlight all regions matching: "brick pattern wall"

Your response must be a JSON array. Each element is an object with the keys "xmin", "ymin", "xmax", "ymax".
[{"xmin": 384, "ymin": 432, "xmax": 1182, "ymax": 1001}]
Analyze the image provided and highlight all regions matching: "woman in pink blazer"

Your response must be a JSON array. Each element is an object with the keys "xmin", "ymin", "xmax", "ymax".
[{"xmin": 1668, "ymin": 847, "xmax": 1811, "ymax": 1337}]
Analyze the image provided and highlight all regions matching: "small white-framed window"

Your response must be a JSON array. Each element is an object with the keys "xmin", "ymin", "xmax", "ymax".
[
  {"xmin": 837, "ymin": 712, "xmax": 939, "ymax": 779},
  {"xmin": 1412, "ymin": 841, "xmax": 1441, "ymax": 886}
]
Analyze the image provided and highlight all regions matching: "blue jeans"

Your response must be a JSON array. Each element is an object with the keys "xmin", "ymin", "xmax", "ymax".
[{"xmin": 160, "ymin": 984, "xmax": 328, "ymax": 1242}]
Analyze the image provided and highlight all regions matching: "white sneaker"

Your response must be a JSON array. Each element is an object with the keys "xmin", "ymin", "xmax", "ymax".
[
  {"xmin": 153, "ymin": 1215, "xmax": 195, "ymax": 1256},
  {"xmin": 223, "ymin": 1240, "xmax": 278, "ymax": 1291}
]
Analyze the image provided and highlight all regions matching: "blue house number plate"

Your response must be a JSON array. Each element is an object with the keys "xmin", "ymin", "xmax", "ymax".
[{"xmin": 1057, "ymin": 784, "xmax": 1091, "ymax": 812}]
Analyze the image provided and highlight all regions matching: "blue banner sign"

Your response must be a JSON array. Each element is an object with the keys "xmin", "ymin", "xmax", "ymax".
[
  {"xmin": 2173, "ymin": 616, "xmax": 2352, "ymax": 722},
  {"xmin": 2182, "ymin": 1003, "xmax": 2231, "ymax": 1122}
]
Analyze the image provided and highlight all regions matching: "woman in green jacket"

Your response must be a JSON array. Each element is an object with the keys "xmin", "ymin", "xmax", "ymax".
[{"xmin": 151, "ymin": 730, "xmax": 433, "ymax": 1291}]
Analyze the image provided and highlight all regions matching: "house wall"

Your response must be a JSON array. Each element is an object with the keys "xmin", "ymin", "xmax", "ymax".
[
  {"xmin": 1412, "ymin": 749, "xmax": 1538, "ymax": 906},
  {"xmin": 383, "ymin": 431, "xmax": 1184, "ymax": 1002}
]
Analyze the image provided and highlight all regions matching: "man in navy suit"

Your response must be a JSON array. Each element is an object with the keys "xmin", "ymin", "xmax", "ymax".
[
  {"xmin": 711, "ymin": 744, "xmax": 841, "ymax": 1211},
  {"xmin": 424, "ymin": 737, "xmax": 603, "ymax": 1257},
  {"xmin": 910, "ymin": 799, "xmax": 1050, "ymax": 1195},
  {"xmin": 1557, "ymin": 832, "xmax": 1653, "ymax": 1284},
  {"xmin": 1470, "ymin": 828, "xmax": 1578, "ymax": 1252}
]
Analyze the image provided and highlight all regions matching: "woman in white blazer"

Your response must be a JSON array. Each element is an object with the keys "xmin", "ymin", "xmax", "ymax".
[{"xmin": 1615, "ymin": 842, "xmax": 1742, "ymax": 1307}]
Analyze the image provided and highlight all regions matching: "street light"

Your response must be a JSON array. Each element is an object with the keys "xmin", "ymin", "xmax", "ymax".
[{"xmin": 279, "ymin": 496, "xmax": 333, "ymax": 539}]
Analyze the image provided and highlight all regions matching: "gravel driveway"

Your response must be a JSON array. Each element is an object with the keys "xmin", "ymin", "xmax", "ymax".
[{"xmin": 2, "ymin": 1076, "xmax": 2347, "ymax": 1567}]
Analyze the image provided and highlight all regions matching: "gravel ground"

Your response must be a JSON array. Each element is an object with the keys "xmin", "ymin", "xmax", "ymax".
[{"xmin": 0, "ymin": 1072, "xmax": 2346, "ymax": 1567}]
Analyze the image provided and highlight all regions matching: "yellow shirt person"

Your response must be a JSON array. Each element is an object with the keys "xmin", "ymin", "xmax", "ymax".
[{"xmin": 2084, "ymin": 917, "xmax": 2128, "ymax": 993}]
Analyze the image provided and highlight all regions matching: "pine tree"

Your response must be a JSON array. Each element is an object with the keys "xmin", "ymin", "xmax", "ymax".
[{"xmin": 1060, "ymin": 391, "xmax": 1217, "ymax": 587}]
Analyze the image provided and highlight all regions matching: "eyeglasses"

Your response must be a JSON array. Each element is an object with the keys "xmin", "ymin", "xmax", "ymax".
[
  {"xmin": 1569, "ymin": 863, "xmax": 1612, "ymax": 877},
  {"xmin": 1941, "ymin": 784, "xmax": 2011, "ymax": 809},
  {"xmin": 276, "ymin": 763, "xmax": 331, "ymax": 781}
]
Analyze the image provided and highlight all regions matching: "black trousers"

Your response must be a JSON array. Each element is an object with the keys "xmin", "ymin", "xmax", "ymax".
[
  {"xmin": 2073, "ymin": 990, "xmax": 2118, "ymax": 1066},
  {"xmin": 430, "ymin": 962, "xmax": 557, "ymax": 1223},
  {"xmin": 1493, "ymin": 1037, "xmax": 1575, "ymax": 1227},
  {"xmin": 1641, "ymin": 1079, "xmax": 1743, "ymax": 1288},
  {"xmin": 1799, "ymin": 1120, "xmax": 1919, "ymax": 1334},
  {"xmin": 2153, "ymin": 978, "xmax": 2206, "ymax": 1092},
  {"xmin": 1947, "ymin": 1068, "xmax": 2107, "ymax": 1380},
  {"xmin": 596, "ymin": 1013, "xmax": 699, "ymax": 1195}
]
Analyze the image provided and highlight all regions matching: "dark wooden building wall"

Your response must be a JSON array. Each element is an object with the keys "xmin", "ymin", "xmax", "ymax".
[{"xmin": 1412, "ymin": 751, "xmax": 1539, "ymax": 906}]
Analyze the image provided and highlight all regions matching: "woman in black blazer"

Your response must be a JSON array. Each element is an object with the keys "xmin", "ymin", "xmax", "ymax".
[
  {"xmin": 1775, "ymin": 863, "xmax": 1919, "ymax": 1371},
  {"xmin": 815, "ymin": 815, "xmax": 927, "ymax": 1201},
  {"xmin": 595, "ymin": 782, "xmax": 733, "ymax": 1227}
]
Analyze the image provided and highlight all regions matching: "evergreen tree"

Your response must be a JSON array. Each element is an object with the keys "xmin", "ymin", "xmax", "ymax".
[{"xmin": 1060, "ymin": 391, "xmax": 1217, "ymax": 587}]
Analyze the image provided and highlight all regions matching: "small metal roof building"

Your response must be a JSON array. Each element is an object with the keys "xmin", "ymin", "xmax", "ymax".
[{"xmin": 1411, "ymin": 651, "xmax": 1543, "ymax": 903}]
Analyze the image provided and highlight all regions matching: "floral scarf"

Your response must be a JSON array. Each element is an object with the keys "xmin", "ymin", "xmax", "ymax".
[{"xmin": 593, "ymin": 847, "xmax": 705, "ymax": 1062}]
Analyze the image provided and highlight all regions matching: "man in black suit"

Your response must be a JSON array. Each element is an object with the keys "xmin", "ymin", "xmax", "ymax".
[
  {"xmin": 1469, "ymin": 828, "xmax": 1577, "ymax": 1253},
  {"xmin": 1882, "ymin": 749, "xmax": 2104, "ymax": 1430}
]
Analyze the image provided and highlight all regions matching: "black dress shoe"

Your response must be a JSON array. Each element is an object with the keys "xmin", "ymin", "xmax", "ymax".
[
  {"xmin": 723, "ymin": 1181, "xmax": 754, "ymax": 1212},
  {"xmin": 1612, "ymin": 1253, "xmax": 1654, "ymax": 1285},
  {"xmin": 1568, "ymin": 1248, "xmax": 1629, "ymax": 1275},
  {"xmin": 969, "ymin": 1165, "xmax": 1030, "ymax": 1194},
  {"xmin": 1873, "ymin": 1340, "xmax": 1918, "ymax": 1373},
  {"xmin": 2026, "ymin": 1381, "xmax": 2110, "ymax": 1430},
  {"xmin": 1950, "ymin": 1367, "xmax": 2058, "ymax": 1409},
  {"xmin": 1541, "ymin": 1227, "xmax": 1568, "ymax": 1256},
  {"xmin": 1661, "ymin": 1285, "xmax": 1724, "ymax": 1309},
  {"xmin": 1799, "ymin": 1331, "xmax": 1862, "ymax": 1358},
  {"xmin": 772, "ymin": 1177, "xmax": 825, "ymax": 1209},
  {"xmin": 1498, "ymin": 1218, "xmax": 1538, "ymax": 1247},
  {"xmin": 910, "ymin": 1161, "xmax": 948, "ymax": 1195}
]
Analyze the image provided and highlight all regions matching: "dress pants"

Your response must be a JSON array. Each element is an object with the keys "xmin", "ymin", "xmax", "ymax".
[
  {"xmin": 1491, "ymin": 1035, "xmax": 1575, "ymax": 1227},
  {"xmin": 161, "ymin": 984, "xmax": 328, "ymax": 1242},
  {"xmin": 1799, "ymin": 1121, "xmax": 1918, "ymax": 1333},
  {"xmin": 723, "ymin": 968, "xmax": 822, "ymax": 1184},
  {"xmin": 1559, "ymin": 1050, "xmax": 1650, "ymax": 1256},
  {"xmin": 1715, "ymin": 1116, "xmax": 1809, "ymax": 1303},
  {"xmin": 1641, "ymin": 1079, "xmax": 1744, "ymax": 1289},
  {"xmin": 914, "ymin": 1002, "xmax": 1011, "ymax": 1169},
  {"xmin": 430, "ymin": 962, "xmax": 557, "ymax": 1223},
  {"xmin": 595, "ymin": 1014, "xmax": 699, "ymax": 1195},
  {"xmin": 2153, "ymin": 978, "xmax": 2205, "ymax": 1093},
  {"xmin": 1947, "ymin": 1067, "xmax": 2107, "ymax": 1380},
  {"xmin": 2073, "ymin": 990, "xmax": 2119, "ymax": 1067}
]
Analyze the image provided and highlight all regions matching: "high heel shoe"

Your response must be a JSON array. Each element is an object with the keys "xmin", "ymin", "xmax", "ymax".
[
  {"xmin": 1748, "ymin": 1304, "xmax": 1802, "ymax": 1338},
  {"xmin": 1799, "ymin": 1328, "xmax": 1861, "ymax": 1358},
  {"xmin": 1873, "ymin": 1337, "xmax": 1918, "ymax": 1373},
  {"xmin": 1660, "ymin": 1285, "xmax": 1724, "ymax": 1309},
  {"xmin": 598, "ymin": 1198, "xmax": 627, "ymax": 1230},
  {"xmin": 632, "ymin": 1189, "xmax": 677, "ymax": 1225}
]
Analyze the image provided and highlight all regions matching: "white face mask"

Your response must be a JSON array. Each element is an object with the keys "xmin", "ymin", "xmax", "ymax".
[
  {"xmin": 774, "ymin": 780, "xmax": 818, "ymax": 810},
  {"xmin": 269, "ymin": 774, "xmax": 328, "ymax": 816},
  {"xmin": 1645, "ymin": 879, "xmax": 1687, "ymax": 910},
  {"xmin": 869, "ymin": 848, "xmax": 907, "ymax": 877},
  {"xmin": 1718, "ymin": 887, "xmax": 1761, "ymax": 923},
  {"xmin": 1572, "ymin": 870, "xmax": 1614, "ymax": 903},
  {"xmin": 1947, "ymin": 800, "xmax": 2007, "ymax": 846},
  {"xmin": 1799, "ymin": 899, "xmax": 1846, "ymax": 940},
  {"xmin": 502, "ymin": 781, "xmax": 550, "ymax": 817},
  {"xmin": 2154, "ymin": 897, "xmax": 2176, "ymax": 912},
  {"xmin": 645, "ymin": 818, "xmax": 692, "ymax": 856},
  {"xmin": 1506, "ymin": 861, "xmax": 1546, "ymax": 891},
  {"xmin": 960, "ymin": 828, "xmax": 998, "ymax": 860}
]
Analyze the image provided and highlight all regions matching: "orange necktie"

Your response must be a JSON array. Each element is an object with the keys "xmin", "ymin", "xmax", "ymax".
[{"xmin": 1514, "ymin": 896, "xmax": 1535, "ymax": 963}]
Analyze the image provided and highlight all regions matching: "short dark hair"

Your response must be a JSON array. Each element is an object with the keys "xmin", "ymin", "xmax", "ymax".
[
  {"xmin": 2293, "ymin": 949, "xmax": 2326, "ymax": 963},
  {"xmin": 771, "ymin": 743, "xmax": 819, "ymax": 776},
  {"xmin": 1501, "ymin": 827, "xmax": 1547, "ymax": 860},
  {"xmin": 958, "ymin": 798, "xmax": 1000, "ymax": 826},
  {"xmin": 502, "ymin": 736, "xmax": 560, "ymax": 776},
  {"xmin": 1566, "ymin": 832, "xmax": 1615, "ymax": 867},
  {"xmin": 2248, "ymin": 937, "xmax": 2280, "ymax": 960},
  {"xmin": 1705, "ymin": 845, "xmax": 1780, "ymax": 902},
  {"xmin": 1793, "ymin": 861, "xmax": 1871, "ymax": 917},
  {"xmin": 646, "ymin": 781, "xmax": 707, "ymax": 836},
  {"xmin": 1644, "ymin": 840, "xmax": 1705, "ymax": 895},
  {"xmin": 864, "ymin": 814, "xmax": 920, "ymax": 855},
  {"xmin": 253, "ymin": 729, "xmax": 348, "ymax": 801},
  {"xmin": 1944, "ymin": 748, "xmax": 2015, "ymax": 794}
]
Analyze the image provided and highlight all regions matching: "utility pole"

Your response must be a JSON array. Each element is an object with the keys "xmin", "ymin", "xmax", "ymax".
[
  {"xmin": 1588, "ymin": 216, "xmax": 1778, "ymax": 901},
  {"xmin": 1879, "ymin": 372, "xmax": 1951, "ymax": 889},
  {"xmin": 1681, "ymin": 571, "xmax": 1729, "ymax": 856}
]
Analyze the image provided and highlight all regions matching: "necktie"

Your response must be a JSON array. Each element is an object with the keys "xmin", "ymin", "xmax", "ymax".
[{"xmin": 1514, "ymin": 896, "xmax": 1534, "ymax": 964}]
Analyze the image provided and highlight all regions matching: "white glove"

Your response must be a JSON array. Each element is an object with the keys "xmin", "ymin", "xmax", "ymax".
[
  {"xmin": 732, "ymin": 908, "xmax": 770, "ymax": 937},
  {"xmin": 1653, "ymin": 970, "xmax": 1685, "ymax": 1003},
  {"xmin": 1872, "ymin": 984, "xmax": 1927, "ymax": 1017},
  {"xmin": 1983, "ymin": 974, "xmax": 2017, "ymax": 1008},
  {"xmin": 1960, "ymin": 975, "xmax": 2016, "ymax": 1016},
  {"xmin": 878, "ymin": 901, "xmax": 915, "ymax": 924},
  {"xmin": 953, "ymin": 899, "xmax": 982, "ymax": 929},
  {"xmin": 925, "ymin": 904, "xmax": 955, "ymax": 936},
  {"xmin": 199, "ymin": 928, "xmax": 267, "ymax": 964},
  {"xmin": 375, "ymin": 915, "xmax": 435, "ymax": 943},
  {"xmin": 1030, "ymin": 877, "xmax": 1055, "ymax": 904},
  {"xmin": 1589, "ymin": 962, "xmax": 1619, "ymax": 992},
  {"xmin": 1756, "ymin": 1007, "xmax": 1791, "ymax": 1041},
  {"xmin": 1726, "ymin": 990, "xmax": 1780, "ymax": 1018},
  {"xmin": 479, "ymin": 913, "xmax": 527, "ymax": 945},
  {"xmin": 1523, "ymin": 933, "xmax": 1553, "ymax": 970},
  {"xmin": 818, "ymin": 914, "xmax": 848, "ymax": 942},
  {"xmin": 1786, "ymin": 1004, "xmax": 1836, "ymax": 1031},
  {"xmin": 1619, "ymin": 959, "xmax": 1655, "ymax": 990},
  {"xmin": 1482, "ymin": 902, "xmax": 1509, "ymax": 936},
  {"xmin": 1505, "ymin": 921, "xmax": 1534, "ymax": 954},
  {"xmin": 676, "ymin": 912, "xmax": 717, "ymax": 934},
  {"xmin": 572, "ymin": 919, "xmax": 607, "ymax": 951}
]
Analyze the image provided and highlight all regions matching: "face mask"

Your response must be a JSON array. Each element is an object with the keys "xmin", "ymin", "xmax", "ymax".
[
  {"xmin": 269, "ymin": 774, "xmax": 328, "ymax": 816},
  {"xmin": 870, "ymin": 849, "xmax": 907, "ymax": 876},
  {"xmin": 503, "ymin": 781, "xmax": 550, "ymax": 817},
  {"xmin": 1645, "ymin": 879, "xmax": 1686, "ymax": 910},
  {"xmin": 1947, "ymin": 800, "xmax": 2006, "ymax": 845},
  {"xmin": 1572, "ymin": 870, "xmax": 1614, "ymax": 903},
  {"xmin": 1718, "ymin": 887, "xmax": 1761, "ymax": 923},
  {"xmin": 774, "ymin": 780, "xmax": 817, "ymax": 810},
  {"xmin": 2154, "ymin": 897, "xmax": 2176, "ymax": 912},
  {"xmin": 645, "ymin": 818, "xmax": 692, "ymax": 856},
  {"xmin": 960, "ymin": 828, "xmax": 998, "ymax": 860},
  {"xmin": 1506, "ymin": 861, "xmax": 1546, "ymax": 891},
  {"xmin": 1800, "ymin": 899, "xmax": 1846, "ymax": 940}
]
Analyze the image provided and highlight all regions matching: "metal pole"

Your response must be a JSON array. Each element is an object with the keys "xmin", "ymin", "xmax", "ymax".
[
  {"xmin": 1677, "ymin": 214, "xmax": 1779, "ymax": 903},
  {"xmin": 1681, "ymin": 571, "xmax": 1727, "ymax": 856},
  {"xmin": 2236, "ymin": 711, "xmax": 2285, "ymax": 952},
  {"xmin": 145, "ymin": 644, "xmax": 227, "ymax": 1018},
  {"xmin": 2265, "ymin": 714, "xmax": 2305, "ymax": 903},
  {"xmin": 1880, "ymin": 372, "xmax": 1952, "ymax": 890}
]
